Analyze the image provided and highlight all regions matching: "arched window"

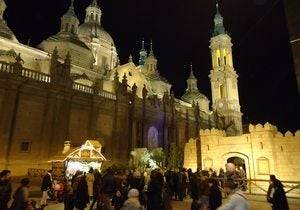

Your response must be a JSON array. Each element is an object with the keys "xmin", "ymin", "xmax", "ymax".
[
  {"xmin": 65, "ymin": 23, "xmax": 69, "ymax": 32},
  {"xmin": 147, "ymin": 126, "xmax": 159, "ymax": 148},
  {"xmin": 91, "ymin": 13, "xmax": 94, "ymax": 21},
  {"xmin": 71, "ymin": 25, "xmax": 75, "ymax": 34},
  {"xmin": 96, "ymin": 14, "xmax": 99, "ymax": 22},
  {"xmin": 220, "ymin": 84, "xmax": 226, "ymax": 99}
]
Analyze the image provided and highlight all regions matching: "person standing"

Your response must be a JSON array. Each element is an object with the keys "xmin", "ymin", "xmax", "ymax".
[
  {"xmin": 40, "ymin": 170, "xmax": 53, "ymax": 207},
  {"xmin": 0, "ymin": 170, "xmax": 12, "ymax": 210},
  {"xmin": 267, "ymin": 175, "xmax": 289, "ymax": 210},
  {"xmin": 86, "ymin": 168, "xmax": 95, "ymax": 201},
  {"xmin": 208, "ymin": 178, "xmax": 222, "ymax": 210},
  {"xmin": 73, "ymin": 175, "xmax": 89, "ymax": 210},
  {"xmin": 10, "ymin": 178, "xmax": 33, "ymax": 210},
  {"xmin": 217, "ymin": 179, "xmax": 249, "ymax": 210}
]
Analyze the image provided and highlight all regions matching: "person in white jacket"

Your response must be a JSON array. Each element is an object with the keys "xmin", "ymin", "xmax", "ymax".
[{"xmin": 217, "ymin": 179, "xmax": 249, "ymax": 210}]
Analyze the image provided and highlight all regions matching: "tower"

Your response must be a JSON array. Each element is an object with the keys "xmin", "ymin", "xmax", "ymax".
[
  {"xmin": 209, "ymin": 2, "xmax": 243, "ymax": 136},
  {"xmin": 84, "ymin": 0, "xmax": 102, "ymax": 27},
  {"xmin": 186, "ymin": 63, "xmax": 198, "ymax": 92},
  {"xmin": 60, "ymin": 0, "xmax": 79, "ymax": 36},
  {"xmin": 139, "ymin": 39, "xmax": 147, "ymax": 66},
  {"xmin": 144, "ymin": 40, "xmax": 158, "ymax": 72}
]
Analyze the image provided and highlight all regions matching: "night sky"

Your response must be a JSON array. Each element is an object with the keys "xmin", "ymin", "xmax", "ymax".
[{"xmin": 3, "ymin": 0, "xmax": 299, "ymax": 132}]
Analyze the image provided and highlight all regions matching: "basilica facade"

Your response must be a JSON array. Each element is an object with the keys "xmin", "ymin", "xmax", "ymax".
[{"xmin": 0, "ymin": 0, "xmax": 243, "ymax": 175}]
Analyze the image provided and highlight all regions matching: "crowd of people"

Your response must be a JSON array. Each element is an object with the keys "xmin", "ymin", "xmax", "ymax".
[{"xmin": 0, "ymin": 166, "xmax": 291, "ymax": 210}]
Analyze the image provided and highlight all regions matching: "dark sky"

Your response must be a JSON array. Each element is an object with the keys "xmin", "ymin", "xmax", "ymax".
[{"xmin": 3, "ymin": 0, "xmax": 300, "ymax": 132}]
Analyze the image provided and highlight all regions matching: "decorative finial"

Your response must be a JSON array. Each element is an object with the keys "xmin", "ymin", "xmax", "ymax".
[
  {"xmin": 190, "ymin": 62, "xmax": 193, "ymax": 71},
  {"xmin": 92, "ymin": 0, "xmax": 98, "ymax": 6},
  {"xmin": 149, "ymin": 39, "xmax": 154, "ymax": 56},
  {"xmin": 142, "ymin": 38, "xmax": 145, "ymax": 50},
  {"xmin": 128, "ymin": 54, "xmax": 133, "ymax": 63},
  {"xmin": 66, "ymin": 0, "xmax": 76, "ymax": 16}
]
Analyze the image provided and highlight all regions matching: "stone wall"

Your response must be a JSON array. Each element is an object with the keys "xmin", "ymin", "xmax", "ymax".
[
  {"xmin": 197, "ymin": 123, "xmax": 300, "ymax": 181},
  {"xmin": 0, "ymin": 56, "xmax": 202, "ymax": 176}
]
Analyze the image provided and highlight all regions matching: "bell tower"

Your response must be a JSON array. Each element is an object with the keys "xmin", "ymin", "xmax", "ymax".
[{"xmin": 209, "ymin": 2, "xmax": 243, "ymax": 136}]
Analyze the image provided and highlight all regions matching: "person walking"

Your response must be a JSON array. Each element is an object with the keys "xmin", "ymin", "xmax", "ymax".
[
  {"xmin": 208, "ymin": 178, "xmax": 222, "ymax": 210},
  {"xmin": 86, "ymin": 168, "xmax": 95, "ymax": 201},
  {"xmin": 40, "ymin": 170, "xmax": 53, "ymax": 207},
  {"xmin": 0, "ymin": 170, "xmax": 12, "ymax": 210},
  {"xmin": 10, "ymin": 178, "xmax": 33, "ymax": 210},
  {"xmin": 217, "ymin": 179, "xmax": 249, "ymax": 210},
  {"xmin": 267, "ymin": 175, "xmax": 289, "ymax": 210}
]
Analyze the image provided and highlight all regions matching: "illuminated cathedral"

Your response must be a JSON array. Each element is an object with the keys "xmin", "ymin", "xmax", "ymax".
[{"xmin": 0, "ymin": 0, "xmax": 245, "ymax": 175}]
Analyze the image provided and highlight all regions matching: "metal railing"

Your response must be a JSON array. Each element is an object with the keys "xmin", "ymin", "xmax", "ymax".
[{"xmin": 216, "ymin": 177, "xmax": 300, "ymax": 198}]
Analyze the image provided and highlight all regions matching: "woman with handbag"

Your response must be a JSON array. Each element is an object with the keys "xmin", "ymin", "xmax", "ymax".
[{"xmin": 10, "ymin": 178, "xmax": 34, "ymax": 210}]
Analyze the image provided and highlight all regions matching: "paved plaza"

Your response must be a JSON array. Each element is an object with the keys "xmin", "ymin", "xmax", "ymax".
[{"xmin": 43, "ymin": 196, "xmax": 300, "ymax": 210}]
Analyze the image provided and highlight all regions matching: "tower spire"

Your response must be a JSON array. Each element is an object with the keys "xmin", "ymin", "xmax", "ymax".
[
  {"xmin": 149, "ymin": 39, "xmax": 154, "ymax": 56},
  {"xmin": 214, "ymin": 1, "xmax": 225, "ymax": 35},
  {"xmin": 65, "ymin": 0, "xmax": 75, "ymax": 17},
  {"xmin": 92, "ymin": 0, "xmax": 98, "ymax": 6},
  {"xmin": 189, "ymin": 62, "xmax": 196, "ymax": 79},
  {"xmin": 139, "ymin": 38, "xmax": 147, "ymax": 66}
]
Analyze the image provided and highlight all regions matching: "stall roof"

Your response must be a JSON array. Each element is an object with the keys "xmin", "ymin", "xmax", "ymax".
[{"xmin": 50, "ymin": 140, "xmax": 106, "ymax": 162}]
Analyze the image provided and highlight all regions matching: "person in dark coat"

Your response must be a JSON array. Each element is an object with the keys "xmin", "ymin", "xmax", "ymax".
[
  {"xmin": 112, "ymin": 189, "xmax": 125, "ymax": 210},
  {"xmin": 102, "ymin": 168, "xmax": 116, "ymax": 198},
  {"xmin": 208, "ymin": 178, "xmax": 222, "ymax": 210},
  {"xmin": 0, "ymin": 170, "xmax": 12, "ymax": 210},
  {"xmin": 40, "ymin": 170, "xmax": 53, "ymax": 207},
  {"xmin": 147, "ymin": 170, "xmax": 164, "ymax": 210},
  {"xmin": 268, "ymin": 175, "xmax": 289, "ymax": 210},
  {"xmin": 90, "ymin": 170, "xmax": 102, "ymax": 210},
  {"xmin": 63, "ymin": 179, "xmax": 74, "ymax": 210},
  {"xmin": 73, "ymin": 175, "xmax": 90, "ymax": 210},
  {"xmin": 10, "ymin": 178, "xmax": 33, "ymax": 210}
]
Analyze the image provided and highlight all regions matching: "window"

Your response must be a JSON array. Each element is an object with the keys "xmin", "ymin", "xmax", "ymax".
[
  {"xmin": 257, "ymin": 157, "xmax": 270, "ymax": 175},
  {"xmin": 65, "ymin": 23, "xmax": 69, "ymax": 32},
  {"xmin": 224, "ymin": 56, "xmax": 227, "ymax": 65},
  {"xmin": 91, "ymin": 13, "xmax": 94, "ymax": 21},
  {"xmin": 260, "ymin": 142, "xmax": 263, "ymax": 150},
  {"xmin": 96, "ymin": 14, "xmax": 99, "ymax": 22},
  {"xmin": 71, "ymin": 25, "xmax": 75, "ymax": 34},
  {"xmin": 102, "ymin": 56, "xmax": 107, "ymax": 68},
  {"xmin": 220, "ymin": 84, "xmax": 226, "ymax": 99},
  {"xmin": 218, "ymin": 57, "xmax": 221, "ymax": 66},
  {"xmin": 20, "ymin": 142, "xmax": 31, "ymax": 152}
]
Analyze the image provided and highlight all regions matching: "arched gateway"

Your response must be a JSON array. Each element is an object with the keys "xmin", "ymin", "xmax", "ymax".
[{"xmin": 222, "ymin": 152, "xmax": 250, "ymax": 179}]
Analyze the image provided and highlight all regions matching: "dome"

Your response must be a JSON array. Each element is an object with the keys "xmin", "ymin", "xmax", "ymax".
[
  {"xmin": 181, "ymin": 91, "xmax": 208, "ymax": 104},
  {"xmin": 78, "ymin": 22, "xmax": 115, "ymax": 45}
]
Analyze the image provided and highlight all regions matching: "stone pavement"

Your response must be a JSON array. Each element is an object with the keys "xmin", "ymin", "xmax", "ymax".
[{"xmin": 44, "ymin": 195, "xmax": 300, "ymax": 210}]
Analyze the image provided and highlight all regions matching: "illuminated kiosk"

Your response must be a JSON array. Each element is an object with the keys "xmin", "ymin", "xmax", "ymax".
[{"xmin": 51, "ymin": 140, "xmax": 106, "ymax": 179}]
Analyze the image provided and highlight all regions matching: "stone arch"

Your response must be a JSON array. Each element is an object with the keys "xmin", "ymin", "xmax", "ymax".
[
  {"xmin": 147, "ymin": 126, "xmax": 159, "ymax": 148},
  {"xmin": 222, "ymin": 152, "xmax": 251, "ymax": 179}
]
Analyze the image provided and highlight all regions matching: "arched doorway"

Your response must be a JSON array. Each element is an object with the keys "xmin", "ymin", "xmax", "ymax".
[
  {"xmin": 222, "ymin": 152, "xmax": 250, "ymax": 179},
  {"xmin": 227, "ymin": 156, "xmax": 247, "ymax": 177}
]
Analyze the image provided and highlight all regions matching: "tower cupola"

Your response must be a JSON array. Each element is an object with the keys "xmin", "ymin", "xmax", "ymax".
[{"xmin": 60, "ymin": 0, "xmax": 79, "ymax": 35}]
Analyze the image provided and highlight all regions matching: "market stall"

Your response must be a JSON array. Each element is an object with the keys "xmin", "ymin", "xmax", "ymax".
[{"xmin": 50, "ymin": 140, "xmax": 106, "ymax": 179}]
